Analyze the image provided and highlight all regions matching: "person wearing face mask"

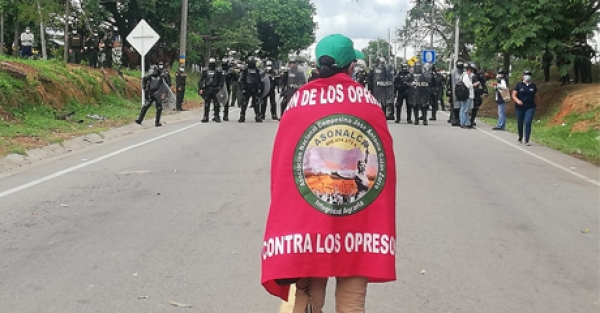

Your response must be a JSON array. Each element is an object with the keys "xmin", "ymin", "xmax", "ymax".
[
  {"xmin": 198, "ymin": 58, "xmax": 224, "ymax": 123},
  {"xmin": 85, "ymin": 32, "xmax": 100, "ymax": 68},
  {"xmin": 157, "ymin": 61, "xmax": 172, "ymax": 87},
  {"xmin": 20, "ymin": 27, "xmax": 34, "ymax": 58},
  {"xmin": 175, "ymin": 66, "xmax": 187, "ymax": 111},
  {"xmin": 136, "ymin": 65, "xmax": 167, "ymax": 127},
  {"xmin": 261, "ymin": 60, "xmax": 278, "ymax": 120},
  {"xmin": 491, "ymin": 69, "xmax": 508, "ymax": 130},
  {"xmin": 239, "ymin": 56, "xmax": 263, "ymax": 123},
  {"xmin": 446, "ymin": 60, "xmax": 466, "ymax": 126},
  {"xmin": 68, "ymin": 29, "xmax": 84, "ymax": 64},
  {"xmin": 512, "ymin": 70, "xmax": 540, "ymax": 145}
]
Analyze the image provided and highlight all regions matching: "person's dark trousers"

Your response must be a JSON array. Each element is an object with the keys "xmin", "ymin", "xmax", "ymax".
[{"xmin": 515, "ymin": 106, "xmax": 536, "ymax": 143}]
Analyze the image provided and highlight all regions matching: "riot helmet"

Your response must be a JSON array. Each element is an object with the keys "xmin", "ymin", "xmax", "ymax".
[
  {"xmin": 423, "ymin": 62, "xmax": 432, "ymax": 72},
  {"xmin": 413, "ymin": 63, "xmax": 423, "ymax": 74},
  {"xmin": 72, "ymin": 29, "xmax": 77, "ymax": 35},
  {"xmin": 469, "ymin": 62, "xmax": 478, "ymax": 72},
  {"xmin": 158, "ymin": 61, "xmax": 164, "ymax": 70},
  {"xmin": 456, "ymin": 60, "xmax": 465, "ymax": 69},
  {"xmin": 150, "ymin": 65, "xmax": 159, "ymax": 76},
  {"xmin": 208, "ymin": 58, "xmax": 216, "ymax": 70},
  {"xmin": 25, "ymin": 27, "xmax": 30, "ymax": 33},
  {"xmin": 247, "ymin": 56, "xmax": 257, "ymax": 69},
  {"xmin": 401, "ymin": 63, "xmax": 409, "ymax": 72}
]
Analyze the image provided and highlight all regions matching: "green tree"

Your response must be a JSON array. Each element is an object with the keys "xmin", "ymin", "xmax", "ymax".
[{"xmin": 361, "ymin": 39, "xmax": 391, "ymax": 63}]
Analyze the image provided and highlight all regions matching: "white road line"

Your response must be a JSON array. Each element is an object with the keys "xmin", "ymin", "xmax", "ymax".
[
  {"xmin": 439, "ymin": 111, "xmax": 600, "ymax": 187},
  {"xmin": 0, "ymin": 109, "xmax": 241, "ymax": 199}
]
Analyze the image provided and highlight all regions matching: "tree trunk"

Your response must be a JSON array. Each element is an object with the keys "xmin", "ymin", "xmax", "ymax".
[
  {"xmin": 1, "ymin": 9, "xmax": 4, "ymax": 55},
  {"xmin": 502, "ymin": 51, "xmax": 510, "ymax": 86},
  {"xmin": 38, "ymin": 2, "xmax": 47, "ymax": 60}
]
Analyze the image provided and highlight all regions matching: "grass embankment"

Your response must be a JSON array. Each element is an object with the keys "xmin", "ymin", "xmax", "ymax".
[
  {"xmin": 0, "ymin": 57, "xmax": 202, "ymax": 157},
  {"xmin": 478, "ymin": 65, "xmax": 600, "ymax": 165}
]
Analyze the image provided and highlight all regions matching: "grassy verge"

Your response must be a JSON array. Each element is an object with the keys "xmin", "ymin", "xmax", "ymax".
[
  {"xmin": 0, "ymin": 57, "xmax": 203, "ymax": 158},
  {"xmin": 480, "ymin": 110, "xmax": 600, "ymax": 165}
]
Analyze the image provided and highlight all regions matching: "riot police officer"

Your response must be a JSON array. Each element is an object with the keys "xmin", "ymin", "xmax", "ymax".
[
  {"xmin": 415, "ymin": 63, "xmax": 432, "ymax": 125},
  {"xmin": 175, "ymin": 66, "xmax": 187, "ymax": 111},
  {"xmin": 428, "ymin": 63, "xmax": 441, "ymax": 121},
  {"xmin": 393, "ymin": 63, "xmax": 410, "ymax": 123},
  {"xmin": 280, "ymin": 58, "xmax": 307, "ymax": 118},
  {"xmin": 136, "ymin": 65, "xmax": 167, "ymax": 127},
  {"xmin": 85, "ymin": 32, "xmax": 100, "ymax": 68},
  {"xmin": 222, "ymin": 58, "xmax": 238, "ymax": 121},
  {"xmin": 68, "ymin": 29, "xmax": 83, "ymax": 64},
  {"xmin": 198, "ymin": 58, "xmax": 224, "ymax": 123},
  {"xmin": 469, "ymin": 63, "xmax": 488, "ymax": 126},
  {"xmin": 261, "ymin": 60, "xmax": 278, "ymax": 120},
  {"xmin": 239, "ymin": 56, "xmax": 263, "ymax": 123},
  {"xmin": 102, "ymin": 30, "xmax": 114, "ymax": 68}
]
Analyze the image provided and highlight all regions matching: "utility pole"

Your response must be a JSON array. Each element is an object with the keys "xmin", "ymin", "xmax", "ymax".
[
  {"xmin": 37, "ymin": 1, "xmax": 47, "ymax": 60},
  {"xmin": 430, "ymin": 2, "xmax": 435, "ymax": 48},
  {"xmin": 179, "ymin": 0, "xmax": 189, "ymax": 68},
  {"xmin": 453, "ymin": 17, "xmax": 460, "ymax": 67},
  {"xmin": 64, "ymin": 0, "xmax": 69, "ymax": 62}
]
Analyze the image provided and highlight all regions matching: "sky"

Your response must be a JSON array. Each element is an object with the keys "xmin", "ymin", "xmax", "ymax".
[{"xmin": 305, "ymin": 0, "xmax": 416, "ymax": 60}]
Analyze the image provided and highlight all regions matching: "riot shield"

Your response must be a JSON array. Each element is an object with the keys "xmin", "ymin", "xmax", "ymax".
[
  {"xmin": 260, "ymin": 76, "xmax": 271, "ymax": 98},
  {"xmin": 407, "ymin": 74, "xmax": 420, "ymax": 106},
  {"xmin": 373, "ymin": 66, "xmax": 394, "ymax": 105},
  {"xmin": 155, "ymin": 81, "xmax": 176, "ymax": 111},
  {"xmin": 217, "ymin": 84, "xmax": 229, "ymax": 107},
  {"xmin": 418, "ymin": 72, "xmax": 431, "ymax": 108}
]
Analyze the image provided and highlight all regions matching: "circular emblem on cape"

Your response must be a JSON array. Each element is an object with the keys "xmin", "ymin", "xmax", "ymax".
[{"xmin": 293, "ymin": 114, "xmax": 386, "ymax": 216}]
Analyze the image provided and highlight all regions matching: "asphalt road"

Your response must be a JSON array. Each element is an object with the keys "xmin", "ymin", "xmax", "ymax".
[{"xmin": 0, "ymin": 107, "xmax": 598, "ymax": 313}]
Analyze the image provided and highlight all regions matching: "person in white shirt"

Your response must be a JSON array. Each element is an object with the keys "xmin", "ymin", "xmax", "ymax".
[
  {"xmin": 459, "ymin": 64, "xmax": 475, "ymax": 128},
  {"xmin": 20, "ymin": 27, "xmax": 34, "ymax": 58},
  {"xmin": 491, "ymin": 69, "xmax": 508, "ymax": 130}
]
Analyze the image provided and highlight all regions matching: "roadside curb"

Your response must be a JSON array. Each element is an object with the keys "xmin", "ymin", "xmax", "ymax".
[{"xmin": 0, "ymin": 108, "xmax": 202, "ymax": 174}]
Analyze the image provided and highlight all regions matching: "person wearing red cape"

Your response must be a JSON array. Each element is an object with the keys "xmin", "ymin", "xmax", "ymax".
[{"xmin": 261, "ymin": 34, "xmax": 397, "ymax": 313}]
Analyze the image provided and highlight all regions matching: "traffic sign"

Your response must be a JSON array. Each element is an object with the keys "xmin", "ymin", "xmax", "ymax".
[
  {"xmin": 407, "ymin": 56, "xmax": 418, "ymax": 66},
  {"xmin": 126, "ymin": 19, "xmax": 160, "ymax": 56},
  {"xmin": 422, "ymin": 49, "xmax": 436, "ymax": 64},
  {"xmin": 126, "ymin": 19, "xmax": 160, "ymax": 106}
]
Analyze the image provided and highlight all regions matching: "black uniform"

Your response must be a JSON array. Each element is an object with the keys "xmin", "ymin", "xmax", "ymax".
[
  {"xmin": 429, "ymin": 68, "xmax": 442, "ymax": 120},
  {"xmin": 136, "ymin": 66, "xmax": 166, "ymax": 127},
  {"xmin": 102, "ymin": 33, "xmax": 114, "ymax": 68},
  {"xmin": 572, "ymin": 43, "xmax": 583, "ymax": 83},
  {"xmin": 85, "ymin": 34, "xmax": 100, "ymax": 68},
  {"xmin": 470, "ymin": 70, "xmax": 488, "ymax": 125},
  {"xmin": 222, "ymin": 63, "xmax": 239, "ymax": 120},
  {"xmin": 407, "ymin": 63, "xmax": 430, "ymax": 125},
  {"xmin": 280, "ymin": 65, "xmax": 306, "ymax": 118},
  {"xmin": 393, "ymin": 65, "xmax": 410, "ymax": 123},
  {"xmin": 581, "ymin": 43, "xmax": 595, "ymax": 83},
  {"xmin": 556, "ymin": 50, "xmax": 571, "ymax": 86},
  {"xmin": 260, "ymin": 67, "xmax": 278, "ymax": 120},
  {"xmin": 239, "ymin": 59, "xmax": 263, "ymax": 123},
  {"xmin": 367, "ymin": 61, "xmax": 395, "ymax": 118},
  {"xmin": 542, "ymin": 49, "xmax": 553, "ymax": 82},
  {"xmin": 198, "ymin": 63, "xmax": 224, "ymax": 122},
  {"xmin": 68, "ymin": 32, "xmax": 83, "ymax": 64},
  {"xmin": 356, "ymin": 69, "xmax": 367, "ymax": 87},
  {"xmin": 175, "ymin": 69, "xmax": 187, "ymax": 111}
]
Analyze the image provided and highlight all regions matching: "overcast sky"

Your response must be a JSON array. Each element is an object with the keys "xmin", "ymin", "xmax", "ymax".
[{"xmin": 306, "ymin": 0, "xmax": 415, "ymax": 59}]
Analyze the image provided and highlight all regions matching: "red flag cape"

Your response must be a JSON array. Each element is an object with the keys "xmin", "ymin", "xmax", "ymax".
[{"xmin": 261, "ymin": 73, "xmax": 397, "ymax": 300}]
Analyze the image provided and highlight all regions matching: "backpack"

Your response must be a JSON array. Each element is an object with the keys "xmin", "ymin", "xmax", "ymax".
[{"xmin": 454, "ymin": 73, "xmax": 469, "ymax": 101}]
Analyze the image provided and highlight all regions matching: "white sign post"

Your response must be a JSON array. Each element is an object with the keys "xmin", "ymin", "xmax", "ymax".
[{"xmin": 126, "ymin": 19, "xmax": 160, "ymax": 106}]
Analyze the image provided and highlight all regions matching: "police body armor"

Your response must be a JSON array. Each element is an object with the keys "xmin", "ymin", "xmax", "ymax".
[
  {"xmin": 70, "ymin": 35, "xmax": 83, "ymax": 49},
  {"xmin": 418, "ymin": 70, "xmax": 432, "ymax": 108},
  {"xmin": 148, "ymin": 75, "xmax": 163, "ymax": 94},
  {"xmin": 395, "ymin": 72, "xmax": 410, "ymax": 98},
  {"xmin": 246, "ymin": 68, "xmax": 260, "ymax": 92},
  {"xmin": 206, "ymin": 70, "xmax": 219, "ymax": 90},
  {"xmin": 373, "ymin": 65, "xmax": 395, "ymax": 106},
  {"xmin": 407, "ymin": 74, "xmax": 420, "ymax": 106}
]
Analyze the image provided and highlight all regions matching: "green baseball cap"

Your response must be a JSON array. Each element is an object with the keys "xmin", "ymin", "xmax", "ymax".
[
  {"xmin": 354, "ymin": 49, "xmax": 365, "ymax": 60},
  {"xmin": 315, "ymin": 34, "xmax": 357, "ymax": 68}
]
